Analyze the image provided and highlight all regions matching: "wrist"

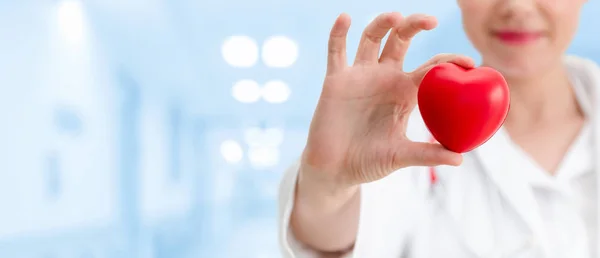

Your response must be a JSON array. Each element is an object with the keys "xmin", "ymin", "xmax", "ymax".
[{"xmin": 296, "ymin": 162, "xmax": 360, "ymax": 209}]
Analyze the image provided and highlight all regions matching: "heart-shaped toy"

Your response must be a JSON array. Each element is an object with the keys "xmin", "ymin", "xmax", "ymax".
[{"xmin": 418, "ymin": 63, "xmax": 510, "ymax": 153}]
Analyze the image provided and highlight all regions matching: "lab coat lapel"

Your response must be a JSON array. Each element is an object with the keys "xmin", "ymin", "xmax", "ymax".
[
  {"xmin": 564, "ymin": 56, "xmax": 600, "ymax": 258},
  {"xmin": 593, "ymin": 66, "xmax": 600, "ymax": 258},
  {"xmin": 472, "ymin": 128, "xmax": 550, "ymax": 256},
  {"xmin": 591, "ymin": 64, "xmax": 600, "ymax": 258},
  {"xmin": 468, "ymin": 56, "xmax": 600, "ymax": 258}
]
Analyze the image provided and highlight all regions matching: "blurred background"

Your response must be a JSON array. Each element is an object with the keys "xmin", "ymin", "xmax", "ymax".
[{"xmin": 2, "ymin": 0, "xmax": 600, "ymax": 257}]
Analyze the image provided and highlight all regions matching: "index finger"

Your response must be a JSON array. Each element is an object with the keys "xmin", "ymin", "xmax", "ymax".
[
  {"xmin": 379, "ymin": 14, "xmax": 437, "ymax": 68},
  {"xmin": 354, "ymin": 12, "xmax": 404, "ymax": 64}
]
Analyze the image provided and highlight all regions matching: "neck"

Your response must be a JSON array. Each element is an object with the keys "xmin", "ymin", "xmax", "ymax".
[{"xmin": 493, "ymin": 62, "xmax": 583, "ymax": 129}]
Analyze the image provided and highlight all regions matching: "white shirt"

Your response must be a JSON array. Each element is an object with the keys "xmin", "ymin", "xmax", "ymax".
[
  {"xmin": 499, "ymin": 123, "xmax": 596, "ymax": 258},
  {"xmin": 278, "ymin": 56, "xmax": 600, "ymax": 258}
]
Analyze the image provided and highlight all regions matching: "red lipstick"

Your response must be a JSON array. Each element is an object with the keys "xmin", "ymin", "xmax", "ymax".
[{"xmin": 494, "ymin": 31, "xmax": 543, "ymax": 45}]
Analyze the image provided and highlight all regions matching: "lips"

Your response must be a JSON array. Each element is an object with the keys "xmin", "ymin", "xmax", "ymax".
[{"xmin": 493, "ymin": 30, "xmax": 543, "ymax": 45}]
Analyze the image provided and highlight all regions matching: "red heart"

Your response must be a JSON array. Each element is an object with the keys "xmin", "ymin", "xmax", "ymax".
[{"xmin": 418, "ymin": 63, "xmax": 510, "ymax": 153}]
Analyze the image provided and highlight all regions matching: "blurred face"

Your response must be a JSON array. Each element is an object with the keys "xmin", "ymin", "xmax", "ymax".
[{"xmin": 458, "ymin": 0, "xmax": 586, "ymax": 79}]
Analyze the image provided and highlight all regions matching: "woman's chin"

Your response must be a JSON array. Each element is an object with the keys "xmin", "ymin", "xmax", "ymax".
[{"xmin": 483, "ymin": 57, "xmax": 556, "ymax": 81}]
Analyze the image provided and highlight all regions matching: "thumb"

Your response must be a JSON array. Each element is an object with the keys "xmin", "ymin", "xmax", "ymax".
[{"xmin": 394, "ymin": 141, "xmax": 463, "ymax": 168}]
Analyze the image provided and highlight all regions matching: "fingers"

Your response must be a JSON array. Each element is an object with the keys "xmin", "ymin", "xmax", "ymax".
[
  {"xmin": 409, "ymin": 54, "xmax": 476, "ymax": 85},
  {"xmin": 354, "ymin": 12, "xmax": 404, "ymax": 64},
  {"xmin": 379, "ymin": 14, "xmax": 438, "ymax": 68},
  {"xmin": 397, "ymin": 142, "xmax": 463, "ymax": 168},
  {"xmin": 327, "ymin": 13, "xmax": 352, "ymax": 74}
]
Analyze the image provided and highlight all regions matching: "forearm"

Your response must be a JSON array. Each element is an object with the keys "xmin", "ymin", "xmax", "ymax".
[{"xmin": 289, "ymin": 166, "xmax": 361, "ymax": 253}]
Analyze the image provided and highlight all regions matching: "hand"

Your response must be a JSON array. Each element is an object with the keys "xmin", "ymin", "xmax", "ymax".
[{"xmin": 302, "ymin": 12, "xmax": 474, "ymax": 190}]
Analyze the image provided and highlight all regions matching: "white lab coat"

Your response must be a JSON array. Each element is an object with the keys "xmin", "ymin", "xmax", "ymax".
[{"xmin": 278, "ymin": 55, "xmax": 600, "ymax": 258}]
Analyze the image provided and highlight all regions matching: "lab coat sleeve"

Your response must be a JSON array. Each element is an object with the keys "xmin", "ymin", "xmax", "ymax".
[{"xmin": 278, "ymin": 159, "xmax": 430, "ymax": 258}]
